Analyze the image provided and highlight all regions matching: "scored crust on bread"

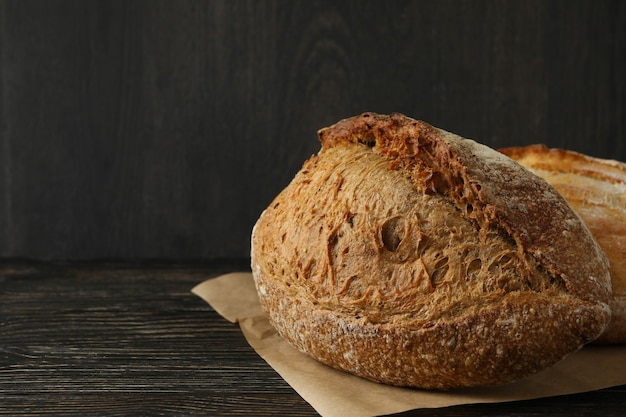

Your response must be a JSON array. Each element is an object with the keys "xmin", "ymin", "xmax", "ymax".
[
  {"xmin": 500, "ymin": 144, "xmax": 626, "ymax": 344},
  {"xmin": 251, "ymin": 112, "xmax": 612, "ymax": 389}
]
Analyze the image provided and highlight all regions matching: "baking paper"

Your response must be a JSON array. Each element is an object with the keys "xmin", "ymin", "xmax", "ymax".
[{"xmin": 192, "ymin": 272, "xmax": 626, "ymax": 417}]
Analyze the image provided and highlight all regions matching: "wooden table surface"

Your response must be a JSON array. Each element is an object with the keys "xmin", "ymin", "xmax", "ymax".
[{"xmin": 1, "ymin": 260, "xmax": 625, "ymax": 416}]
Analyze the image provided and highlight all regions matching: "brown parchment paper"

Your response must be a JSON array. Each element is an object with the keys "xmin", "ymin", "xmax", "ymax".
[{"xmin": 192, "ymin": 272, "xmax": 626, "ymax": 417}]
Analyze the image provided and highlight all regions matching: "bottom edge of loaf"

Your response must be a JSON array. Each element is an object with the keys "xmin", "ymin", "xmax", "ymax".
[{"xmin": 252, "ymin": 264, "xmax": 610, "ymax": 390}]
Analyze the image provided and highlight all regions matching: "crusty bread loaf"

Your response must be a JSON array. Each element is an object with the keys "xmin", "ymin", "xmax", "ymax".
[
  {"xmin": 500, "ymin": 144, "xmax": 626, "ymax": 344},
  {"xmin": 251, "ymin": 113, "xmax": 612, "ymax": 389}
]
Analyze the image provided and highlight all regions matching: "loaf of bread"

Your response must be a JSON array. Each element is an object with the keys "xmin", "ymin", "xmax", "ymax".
[
  {"xmin": 500, "ymin": 144, "xmax": 625, "ymax": 344},
  {"xmin": 251, "ymin": 112, "xmax": 612, "ymax": 389}
]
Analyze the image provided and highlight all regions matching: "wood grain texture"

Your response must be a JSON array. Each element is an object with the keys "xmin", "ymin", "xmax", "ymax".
[
  {"xmin": 1, "ymin": 261, "xmax": 625, "ymax": 416},
  {"xmin": 0, "ymin": 260, "xmax": 317, "ymax": 416},
  {"xmin": 0, "ymin": 1, "xmax": 624, "ymax": 260}
]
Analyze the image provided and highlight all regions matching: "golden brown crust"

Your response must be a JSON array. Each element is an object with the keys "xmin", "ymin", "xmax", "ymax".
[
  {"xmin": 500, "ymin": 144, "xmax": 626, "ymax": 344},
  {"xmin": 251, "ymin": 113, "xmax": 612, "ymax": 389}
]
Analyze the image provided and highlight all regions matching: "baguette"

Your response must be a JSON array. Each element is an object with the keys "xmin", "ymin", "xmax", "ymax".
[
  {"xmin": 251, "ymin": 113, "xmax": 611, "ymax": 389},
  {"xmin": 500, "ymin": 144, "xmax": 626, "ymax": 344}
]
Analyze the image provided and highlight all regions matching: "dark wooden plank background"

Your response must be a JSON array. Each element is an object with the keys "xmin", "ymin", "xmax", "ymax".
[{"xmin": 0, "ymin": 0, "xmax": 624, "ymax": 260}]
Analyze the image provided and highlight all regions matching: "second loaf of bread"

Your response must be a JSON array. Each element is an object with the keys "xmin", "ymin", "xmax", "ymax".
[
  {"xmin": 251, "ymin": 112, "xmax": 612, "ymax": 389},
  {"xmin": 500, "ymin": 144, "xmax": 626, "ymax": 344}
]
